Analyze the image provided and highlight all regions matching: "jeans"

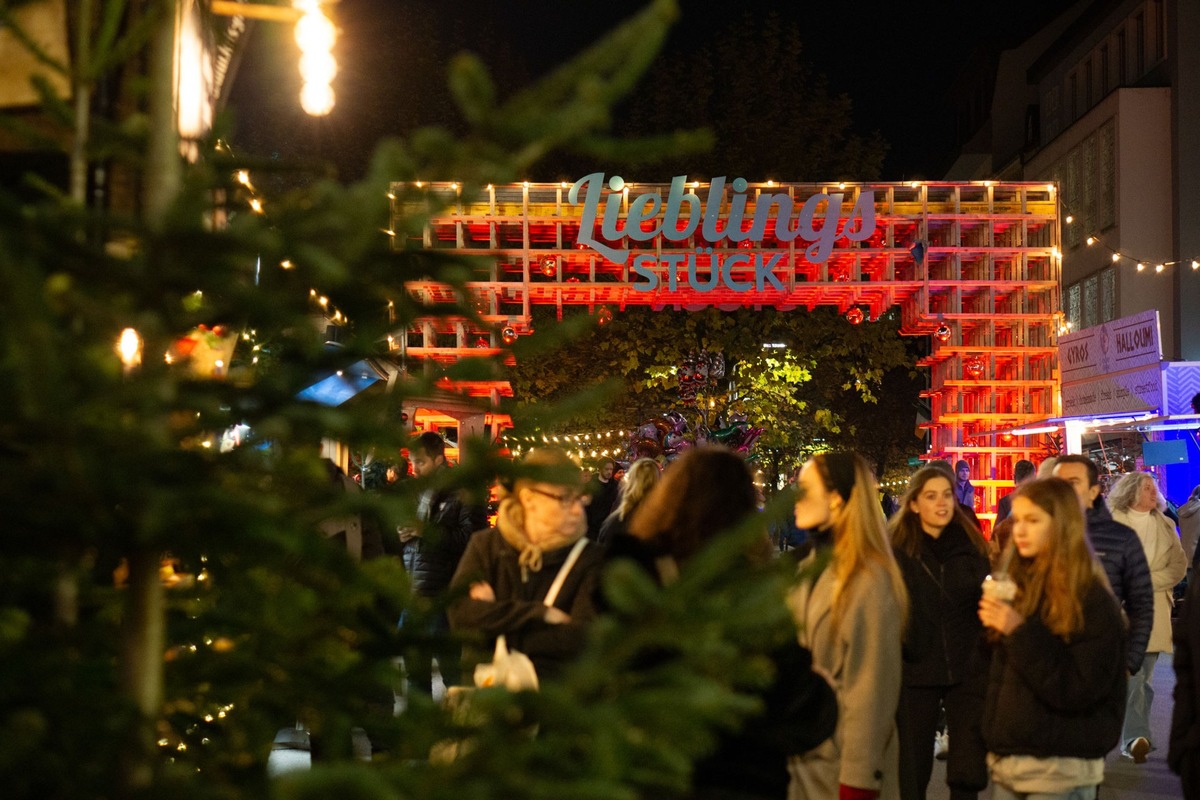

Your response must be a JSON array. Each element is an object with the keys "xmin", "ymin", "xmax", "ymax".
[
  {"xmin": 991, "ymin": 783, "xmax": 1097, "ymax": 800},
  {"xmin": 1122, "ymin": 651, "xmax": 1160, "ymax": 750}
]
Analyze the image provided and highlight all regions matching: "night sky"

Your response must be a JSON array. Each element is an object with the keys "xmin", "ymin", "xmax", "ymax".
[{"xmin": 224, "ymin": 0, "xmax": 1080, "ymax": 182}]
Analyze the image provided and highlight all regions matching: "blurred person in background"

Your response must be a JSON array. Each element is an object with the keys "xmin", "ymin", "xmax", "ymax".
[
  {"xmin": 1108, "ymin": 471, "xmax": 1188, "ymax": 763},
  {"xmin": 596, "ymin": 457, "xmax": 660, "ymax": 549},
  {"xmin": 995, "ymin": 460, "xmax": 1036, "ymax": 525},
  {"xmin": 448, "ymin": 447, "xmax": 603, "ymax": 681},
  {"xmin": 609, "ymin": 446, "xmax": 837, "ymax": 800},
  {"xmin": 399, "ymin": 432, "xmax": 487, "ymax": 694},
  {"xmin": 1051, "ymin": 456, "xmax": 1153, "ymax": 692},
  {"xmin": 585, "ymin": 457, "xmax": 620, "ymax": 540}
]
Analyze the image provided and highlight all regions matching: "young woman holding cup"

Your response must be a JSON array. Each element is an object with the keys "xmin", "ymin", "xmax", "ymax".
[{"xmin": 977, "ymin": 478, "xmax": 1127, "ymax": 800}]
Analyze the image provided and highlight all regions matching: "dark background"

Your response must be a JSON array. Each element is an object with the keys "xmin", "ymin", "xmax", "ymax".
[{"xmin": 225, "ymin": 0, "xmax": 1079, "ymax": 181}]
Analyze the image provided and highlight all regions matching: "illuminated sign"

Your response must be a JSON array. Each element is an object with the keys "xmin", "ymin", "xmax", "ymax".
[{"xmin": 568, "ymin": 173, "xmax": 877, "ymax": 291}]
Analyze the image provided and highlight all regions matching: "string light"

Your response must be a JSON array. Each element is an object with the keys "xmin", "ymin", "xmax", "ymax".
[{"xmin": 1060, "ymin": 203, "xmax": 1200, "ymax": 276}]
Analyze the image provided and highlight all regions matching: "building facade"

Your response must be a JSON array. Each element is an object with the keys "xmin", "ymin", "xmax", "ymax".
[{"xmin": 948, "ymin": 0, "xmax": 1200, "ymax": 360}]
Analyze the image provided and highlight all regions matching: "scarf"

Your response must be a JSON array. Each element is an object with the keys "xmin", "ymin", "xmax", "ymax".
[{"xmin": 496, "ymin": 495, "xmax": 586, "ymax": 582}]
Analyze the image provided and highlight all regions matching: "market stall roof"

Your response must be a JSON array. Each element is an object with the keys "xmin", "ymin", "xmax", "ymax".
[
  {"xmin": 980, "ymin": 413, "xmax": 1200, "ymax": 438},
  {"xmin": 296, "ymin": 358, "xmax": 389, "ymax": 406}
]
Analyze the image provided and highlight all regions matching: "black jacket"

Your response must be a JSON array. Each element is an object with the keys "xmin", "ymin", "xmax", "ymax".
[
  {"xmin": 1086, "ymin": 501, "xmax": 1154, "ymax": 673},
  {"xmin": 1170, "ymin": 574, "xmax": 1200, "ymax": 785},
  {"xmin": 401, "ymin": 487, "xmax": 486, "ymax": 596},
  {"xmin": 448, "ymin": 528, "xmax": 602, "ymax": 679},
  {"xmin": 982, "ymin": 580, "xmax": 1127, "ymax": 759},
  {"xmin": 585, "ymin": 477, "xmax": 620, "ymax": 539},
  {"xmin": 895, "ymin": 522, "xmax": 991, "ymax": 687}
]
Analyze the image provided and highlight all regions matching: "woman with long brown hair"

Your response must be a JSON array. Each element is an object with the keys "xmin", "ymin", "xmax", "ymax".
[
  {"xmin": 609, "ymin": 446, "xmax": 835, "ymax": 800},
  {"xmin": 889, "ymin": 467, "xmax": 990, "ymax": 800},
  {"xmin": 978, "ymin": 478, "xmax": 1127, "ymax": 800},
  {"xmin": 788, "ymin": 451, "xmax": 909, "ymax": 800}
]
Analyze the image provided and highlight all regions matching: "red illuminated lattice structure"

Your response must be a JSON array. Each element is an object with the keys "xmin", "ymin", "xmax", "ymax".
[{"xmin": 390, "ymin": 180, "xmax": 1062, "ymax": 523}]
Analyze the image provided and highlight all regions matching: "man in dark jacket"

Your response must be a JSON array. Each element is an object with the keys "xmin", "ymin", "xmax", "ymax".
[
  {"xmin": 1054, "ymin": 455, "xmax": 1154, "ymax": 676},
  {"xmin": 400, "ymin": 432, "xmax": 487, "ymax": 693},
  {"xmin": 995, "ymin": 459, "xmax": 1035, "ymax": 525},
  {"xmin": 584, "ymin": 458, "xmax": 619, "ymax": 540}
]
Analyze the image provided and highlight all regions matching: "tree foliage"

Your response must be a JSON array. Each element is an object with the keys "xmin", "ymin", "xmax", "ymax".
[
  {"xmin": 0, "ymin": 1, "xmax": 819, "ymax": 798},
  {"xmin": 507, "ymin": 306, "xmax": 923, "ymax": 478}
]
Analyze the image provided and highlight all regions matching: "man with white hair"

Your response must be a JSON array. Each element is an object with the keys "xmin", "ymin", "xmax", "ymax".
[{"xmin": 1109, "ymin": 471, "xmax": 1188, "ymax": 763}]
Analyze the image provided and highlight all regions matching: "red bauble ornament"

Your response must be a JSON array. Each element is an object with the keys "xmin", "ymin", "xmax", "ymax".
[
  {"xmin": 597, "ymin": 306, "xmax": 613, "ymax": 325},
  {"xmin": 935, "ymin": 323, "xmax": 952, "ymax": 342},
  {"xmin": 965, "ymin": 356, "xmax": 985, "ymax": 379},
  {"xmin": 173, "ymin": 336, "xmax": 197, "ymax": 357},
  {"xmin": 846, "ymin": 308, "xmax": 865, "ymax": 325},
  {"xmin": 540, "ymin": 256, "xmax": 558, "ymax": 277},
  {"xmin": 501, "ymin": 326, "xmax": 518, "ymax": 345},
  {"xmin": 475, "ymin": 336, "xmax": 489, "ymax": 348}
]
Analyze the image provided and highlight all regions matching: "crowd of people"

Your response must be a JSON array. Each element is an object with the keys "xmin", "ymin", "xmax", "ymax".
[{"xmin": 363, "ymin": 434, "xmax": 1200, "ymax": 800}]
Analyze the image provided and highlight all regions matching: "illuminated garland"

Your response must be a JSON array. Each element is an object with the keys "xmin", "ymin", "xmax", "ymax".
[{"xmin": 1061, "ymin": 209, "xmax": 1200, "ymax": 275}]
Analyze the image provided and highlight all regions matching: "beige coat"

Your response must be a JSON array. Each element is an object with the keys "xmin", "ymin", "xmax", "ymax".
[
  {"xmin": 787, "ymin": 555, "xmax": 903, "ymax": 800},
  {"xmin": 1112, "ymin": 507, "xmax": 1188, "ymax": 653}
]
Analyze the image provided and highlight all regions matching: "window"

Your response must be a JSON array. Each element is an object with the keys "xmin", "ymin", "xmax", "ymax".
[
  {"xmin": 1117, "ymin": 30, "xmax": 1127, "ymax": 84},
  {"xmin": 1083, "ymin": 274, "xmax": 1099, "ymax": 329},
  {"xmin": 1100, "ymin": 44, "xmax": 1110, "ymax": 96},
  {"xmin": 1153, "ymin": 0, "xmax": 1166, "ymax": 62},
  {"xmin": 1098, "ymin": 121, "xmax": 1116, "ymax": 229},
  {"xmin": 1101, "ymin": 266, "xmax": 1117, "ymax": 322},
  {"xmin": 1067, "ymin": 283, "xmax": 1082, "ymax": 331},
  {"xmin": 1136, "ymin": 13, "xmax": 1145, "ymax": 76}
]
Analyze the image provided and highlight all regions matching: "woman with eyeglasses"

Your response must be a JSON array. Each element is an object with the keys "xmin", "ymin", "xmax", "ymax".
[{"xmin": 448, "ymin": 447, "xmax": 604, "ymax": 681}]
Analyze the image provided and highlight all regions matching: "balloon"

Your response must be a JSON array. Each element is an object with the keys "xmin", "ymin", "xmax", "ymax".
[
  {"xmin": 735, "ymin": 427, "xmax": 764, "ymax": 453},
  {"xmin": 709, "ymin": 422, "xmax": 749, "ymax": 444},
  {"xmin": 632, "ymin": 437, "xmax": 663, "ymax": 459}
]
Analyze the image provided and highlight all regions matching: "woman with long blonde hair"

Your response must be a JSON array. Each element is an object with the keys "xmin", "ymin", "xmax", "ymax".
[
  {"xmin": 596, "ymin": 457, "xmax": 660, "ymax": 548},
  {"xmin": 978, "ymin": 478, "xmax": 1126, "ymax": 800},
  {"xmin": 788, "ymin": 451, "xmax": 909, "ymax": 800}
]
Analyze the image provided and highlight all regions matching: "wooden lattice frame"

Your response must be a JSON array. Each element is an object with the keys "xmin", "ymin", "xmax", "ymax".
[{"xmin": 391, "ymin": 180, "xmax": 1062, "ymax": 522}]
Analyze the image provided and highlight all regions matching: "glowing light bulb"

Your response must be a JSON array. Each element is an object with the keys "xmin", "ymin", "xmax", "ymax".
[
  {"xmin": 1112, "ymin": 253, "xmax": 1121, "ymax": 263},
  {"xmin": 294, "ymin": 10, "xmax": 335, "ymax": 52},
  {"xmin": 299, "ymin": 82, "xmax": 335, "ymax": 116},
  {"xmin": 298, "ymin": 51, "xmax": 337, "ymax": 85},
  {"xmin": 117, "ymin": 328, "xmax": 142, "ymax": 372}
]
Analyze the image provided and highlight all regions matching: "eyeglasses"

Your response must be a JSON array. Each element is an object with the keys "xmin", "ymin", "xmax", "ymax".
[{"xmin": 527, "ymin": 486, "xmax": 591, "ymax": 508}]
